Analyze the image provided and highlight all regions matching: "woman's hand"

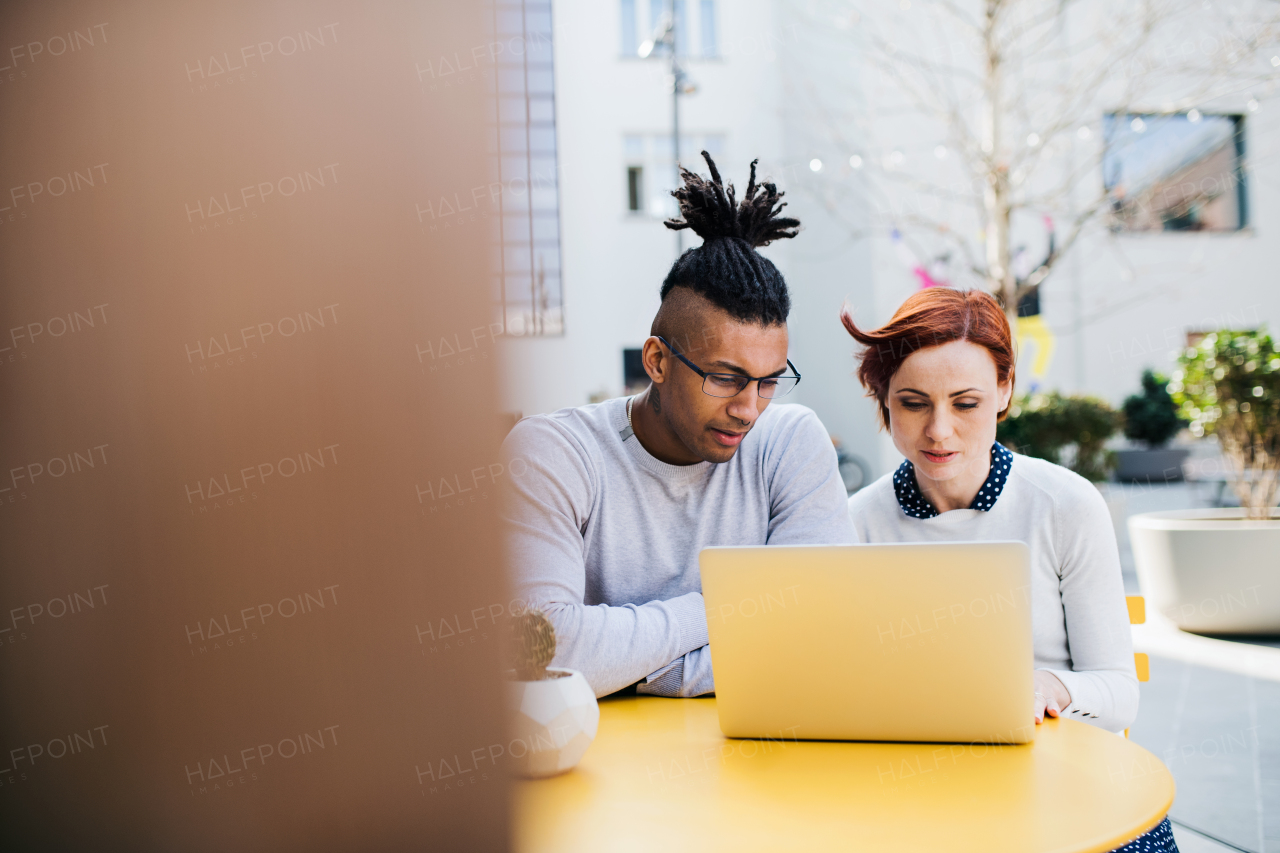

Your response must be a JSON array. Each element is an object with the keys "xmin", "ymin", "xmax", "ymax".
[{"xmin": 1034, "ymin": 670, "xmax": 1072, "ymax": 724}]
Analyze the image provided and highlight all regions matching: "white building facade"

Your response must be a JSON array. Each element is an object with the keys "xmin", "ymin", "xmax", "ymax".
[{"xmin": 501, "ymin": 0, "xmax": 1280, "ymax": 479}]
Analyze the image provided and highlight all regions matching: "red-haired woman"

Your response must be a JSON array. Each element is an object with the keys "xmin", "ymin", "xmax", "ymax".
[{"xmin": 842, "ymin": 289, "xmax": 1174, "ymax": 851}]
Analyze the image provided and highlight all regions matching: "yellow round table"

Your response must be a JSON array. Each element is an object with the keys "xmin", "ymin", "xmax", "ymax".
[{"xmin": 515, "ymin": 696, "xmax": 1174, "ymax": 853}]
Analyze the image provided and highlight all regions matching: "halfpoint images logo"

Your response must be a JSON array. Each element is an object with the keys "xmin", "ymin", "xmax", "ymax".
[
  {"xmin": 415, "ymin": 322, "xmax": 503, "ymax": 373},
  {"xmin": 184, "ymin": 443, "xmax": 339, "ymax": 514},
  {"xmin": 415, "ymin": 458, "xmax": 525, "ymax": 515},
  {"xmin": 184, "ymin": 163, "xmax": 339, "ymax": 235},
  {"xmin": 2, "ymin": 584, "xmax": 109, "ymax": 647},
  {"xmin": 0, "ymin": 163, "xmax": 109, "ymax": 226},
  {"xmin": 184, "ymin": 304, "xmax": 339, "ymax": 376},
  {"xmin": 1, "ymin": 302, "xmax": 109, "ymax": 367},
  {"xmin": 183, "ymin": 585, "xmax": 339, "ymax": 656},
  {"xmin": 183, "ymin": 724, "xmax": 340, "ymax": 796},
  {"xmin": 0, "ymin": 724, "xmax": 110, "ymax": 787},
  {"xmin": 1, "ymin": 443, "xmax": 110, "ymax": 508},
  {"xmin": 183, "ymin": 23, "xmax": 340, "ymax": 94},
  {"xmin": 0, "ymin": 23, "xmax": 109, "ymax": 87}
]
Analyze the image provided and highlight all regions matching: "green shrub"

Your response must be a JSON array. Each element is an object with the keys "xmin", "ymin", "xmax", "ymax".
[
  {"xmin": 1169, "ymin": 329, "xmax": 1280, "ymax": 518},
  {"xmin": 997, "ymin": 392, "xmax": 1121, "ymax": 481},
  {"xmin": 1122, "ymin": 370, "xmax": 1184, "ymax": 448}
]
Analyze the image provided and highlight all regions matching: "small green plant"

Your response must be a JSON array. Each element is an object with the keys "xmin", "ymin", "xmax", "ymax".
[
  {"xmin": 1169, "ymin": 328, "xmax": 1280, "ymax": 518},
  {"xmin": 1122, "ymin": 370, "xmax": 1184, "ymax": 448},
  {"xmin": 509, "ymin": 608, "xmax": 557, "ymax": 681},
  {"xmin": 997, "ymin": 392, "xmax": 1121, "ymax": 481}
]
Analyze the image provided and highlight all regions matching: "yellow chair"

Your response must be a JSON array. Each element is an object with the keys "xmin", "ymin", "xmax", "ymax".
[
  {"xmin": 1124, "ymin": 596, "xmax": 1148, "ymax": 739},
  {"xmin": 1127, "ymin": 596, "xmax": 1149, "ymax": 682}
]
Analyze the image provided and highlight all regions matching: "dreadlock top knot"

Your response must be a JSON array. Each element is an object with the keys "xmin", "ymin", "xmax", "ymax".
[
  {"xmin": 657, "ymin": 152, "xmax": 798, "ymax": 326},
  {"xmin": 664, "ymin": 151, "xmax": 800, "ymax": 248}
]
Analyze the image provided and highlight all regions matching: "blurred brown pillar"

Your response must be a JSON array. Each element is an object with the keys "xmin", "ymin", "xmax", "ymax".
[{"xmin": 0, "ymin": 1, "xmax": 511, "ymax": 850}]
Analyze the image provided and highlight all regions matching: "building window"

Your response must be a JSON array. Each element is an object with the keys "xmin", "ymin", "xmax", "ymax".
[
  {"xmin": 648, "ymin": 0, "xmax": 664, "ymax": 44},
  {"xmin": 627, "ymin": 167, "xmax": 644, "ymax": 212},
  {"xmin": 699, "ymin": 0, "xmax": 718, "ymax": 58},
  {"xmin": 620, "ymin": 0, "xmax": 637, "ymax": 56},
  {"xmin": 1103, "ymin": 112, "xmax": 1247, "ymax": 232},
  {"xmin": 492, "ymin": 0, "xmax": 564, "ymax": 336},
  {"xmin": 623, "ymin": 132, "xmax": 725, "ymax": 216},
  {"xmin": 621, "ymin": 0, "xmax": 717, "ymax": 58}
]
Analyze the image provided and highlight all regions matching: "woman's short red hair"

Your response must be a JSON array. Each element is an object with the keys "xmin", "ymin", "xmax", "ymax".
[{"xmin": 840, "ymin": 288, "xmax": 1016, "ymax": 430}]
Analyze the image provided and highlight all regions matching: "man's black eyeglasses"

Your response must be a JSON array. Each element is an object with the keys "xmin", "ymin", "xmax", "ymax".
[{"xmin": 657, "ymin": 336, "xmax": 801, "ymax": 399}]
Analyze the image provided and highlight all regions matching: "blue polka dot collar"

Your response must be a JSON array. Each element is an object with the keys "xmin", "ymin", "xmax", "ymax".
[{"xmin": 892, "ymin": 442, "xmax": 1014, "ymax": 519}]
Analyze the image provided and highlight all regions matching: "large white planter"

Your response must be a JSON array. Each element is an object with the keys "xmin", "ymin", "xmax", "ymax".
[
  {"xmin": 1129, "ymin": 508, "xmax": 1280, "ymax": 634},
  {"xmin": 508, "ymin": 667, "xmax": 599, "ymax": 778}
]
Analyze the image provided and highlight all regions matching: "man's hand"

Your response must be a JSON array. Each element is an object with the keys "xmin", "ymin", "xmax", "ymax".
[{"xmin": 1034, "ymin": 670, "xmax": 1072, "ymax": 724}]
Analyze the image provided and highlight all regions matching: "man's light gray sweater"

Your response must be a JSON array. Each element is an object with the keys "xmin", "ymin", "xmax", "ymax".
[{"xmin": 501, "ymin": 397, "xmax": 856, "ymax": 698}]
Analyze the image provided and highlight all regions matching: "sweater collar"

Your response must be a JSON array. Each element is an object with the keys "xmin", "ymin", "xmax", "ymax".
[
  {"xmin": 613, "ymin": 396, "xmax": 713, "ymax": 482},
  {"xmin": 892, "ymin": 442, "xmax": 1013, "ymax": 519}
]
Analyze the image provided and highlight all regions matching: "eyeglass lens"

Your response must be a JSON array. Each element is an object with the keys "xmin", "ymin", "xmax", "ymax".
[{"xmin": 702, "ymin": 374, "xmax": 799, "ymax": 399}]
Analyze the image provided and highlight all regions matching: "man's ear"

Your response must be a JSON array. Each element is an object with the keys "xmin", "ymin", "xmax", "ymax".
[{"xmin": 641, "ymin": 336, "xmax": 668, "ymax": 384}]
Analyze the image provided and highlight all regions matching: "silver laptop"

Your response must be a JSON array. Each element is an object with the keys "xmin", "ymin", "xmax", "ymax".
[{"xmin": 700, "ymin": 542, "xmax": 1034, "ymax": 743}]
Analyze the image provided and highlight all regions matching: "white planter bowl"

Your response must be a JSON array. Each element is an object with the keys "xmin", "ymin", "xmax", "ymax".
[
  {"xmin": 508, "ymin": 667, "xmax": 599, "ymax": 778},
  {"xmin": 1129, "ymin": 508, "xmax": 1280, "ymax": 634}
]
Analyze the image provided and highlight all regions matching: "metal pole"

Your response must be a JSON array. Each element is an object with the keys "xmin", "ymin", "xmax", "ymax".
[
  {"xmin": 1063, "ymin": 4, "xmax": 1085, "ymax": 391},
  {"xmin": 671, "ymin": 0, "xmax": 682, "ymax": 255}
]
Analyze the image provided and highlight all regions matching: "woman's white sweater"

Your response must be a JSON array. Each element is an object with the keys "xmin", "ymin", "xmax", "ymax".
[{"xmin": 848, "ymin": 451, "xmax": 1139, "ymax": 732}]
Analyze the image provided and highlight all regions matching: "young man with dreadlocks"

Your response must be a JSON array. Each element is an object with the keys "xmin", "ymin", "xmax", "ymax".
[{"xmin": 501, "ymin": 153, "xmax": 855, "ymax": 698}]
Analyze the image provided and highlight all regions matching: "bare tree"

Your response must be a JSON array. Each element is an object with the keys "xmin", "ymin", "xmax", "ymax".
[{"xmin": 788, "ymin": 0, "xmax": 1280, "ymax": 323}]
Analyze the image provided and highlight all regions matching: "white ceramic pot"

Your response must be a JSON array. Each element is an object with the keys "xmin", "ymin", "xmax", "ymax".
[
  {"xmin": 1129, "ymin": 508, "xmax": 1280, "ymax": 634},
  {"xmin": 507, "ymin": 667, "xmax": 599, "ymax": 778}
]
